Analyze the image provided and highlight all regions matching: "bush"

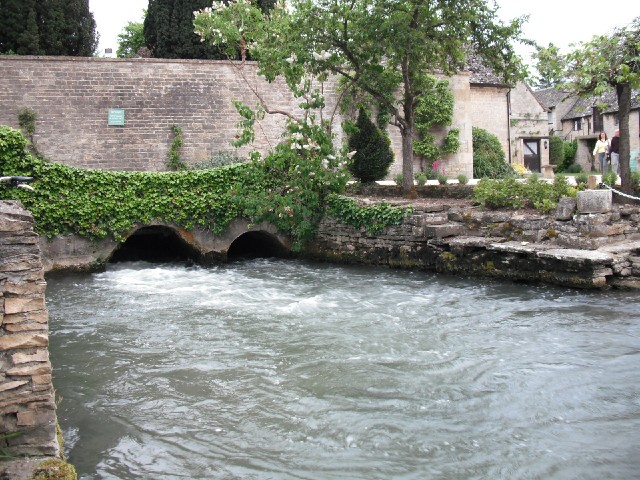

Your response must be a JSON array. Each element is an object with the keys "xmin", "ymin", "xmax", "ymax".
[
  {"xmin": 566, "ymin": 164, "xmax": 582, "ymax": 173},
  {"xmin": 457, "ymin": 174, "xmax": 468, "ymax": 185},
  {"xmin": 472, "ymin": 127, "xmax": 514, "ymax": 179},
  {"xmin": 0, "ymin": 124, "xmax": 351, "ymax": 251},
  {"xmin": 394, "ymin": 173, "xmax": 403, "ymax": 186},
  {"xmin": 557, "ymin": 139, "xmax": 578, "ymax": 173},
  {"xmin": 549, "ymin": 135, "xmax": 563, "ymax": 166},
  {"xmin": 414, "ymin": 172, "xmax": 427, "ymax": 186},
  {"xmin": 347, "ymin": 108, "xmax": 394, "ymax": 183},
  {"xmin": 473, "ymin": 176, "xmax": 577, "ymax": 212},
  {"xmin": 574, "ymin": 172, "xmax": 589, "ymax": 186},
  {"xmin": 631, "ymin": 171, "xmax": 640, "ymax": 186},
  {"xmin": 602, "ymin": 171, "xmax": 618, "ymax": 186}
]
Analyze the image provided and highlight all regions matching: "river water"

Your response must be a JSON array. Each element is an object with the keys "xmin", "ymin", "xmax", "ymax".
[{"xmin": 45, "ymin": 259, "xmax": 640, "ymax": 480}]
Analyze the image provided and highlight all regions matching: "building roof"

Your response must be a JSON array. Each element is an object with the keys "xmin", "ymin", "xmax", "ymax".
[
  {"xmin": 465, "ymin": 54, "xmax": 504, "ymax": 85},
  {"xmin": 532, "ymin": 87, "xmax": 573, "ymax": 110},
  {"xmin": 562, "ymin": 89, "xmax": 640, "ymax": 119}
]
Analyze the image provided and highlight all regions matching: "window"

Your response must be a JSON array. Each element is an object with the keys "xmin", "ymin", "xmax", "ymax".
[
  {"xmin": 573, "ymin": 118, "xmax": 582, "ymax": 131},
  {"xmin": 593, "ymin": 109, "xmax": 604, "ymax": 132}
]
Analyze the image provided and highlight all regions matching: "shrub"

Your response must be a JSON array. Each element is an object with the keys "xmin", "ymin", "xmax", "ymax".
[
  {"xmin": 167, "ymin": 124, "xmax": 187, "ymax": 171},
  {"xmin": 414, "ymin": 172, "xmax": 427, "ymax": 186},
  {"xmin": 472, "ymin": 127, "xmax": 514, "ymax": 179},
  {"xmin": 394, "ymin": 173, "xmax": 403, "ymax": 186},
  {"xmin": 347, "ymin": 108, "xmax": 394, "ymax": 183},
  {"xmin": 574, "ymin": 172, "xmax": 589, "ymax": 186},
  {"xmin": 473, "ymin": 176, "xmax": 576, "ymax": 212},
  {"xmin": 566, "ymin": 164, "xmax": 582, "ymax": 173},
  {"xmin": 326, "ymin": 194, "xmax": 413, "ymax": 235},
  {"xmin": 549, "ymin": 135, "xmax": 563, "ymax": 166},
  {"xmin": 557, "ymin": 139, "xmax": 578, "ymax": 173},
  {"xmin": 457, "ymin": 174, "xmax": 468, "ymax": 185},
  {"xmin": 437, "ymin": 173, "xmax": 448, "ymax": 185},
  {"xmin": 631, "ymin": 171, "xmax": 640, "ymax": 186},
  {"xmin": 18, "ymin": 107, "xmax": 37, "ymax": 138},
  {"xmin": 602, "ymin": 171, "xmax": 618, "ymax": 186}
]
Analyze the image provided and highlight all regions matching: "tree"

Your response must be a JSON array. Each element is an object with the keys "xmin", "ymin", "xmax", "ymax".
[
  {"xmin": 195, "ymin": 0, "xmax": 528, "ymax": 197},
  {"xmin": 117, "ymin": 21, "xmax": 145, "ymax": 58},
  {"xmin": 531, "ymin": 43, "xmax": 565, "ymax": 89},
  {"xmin": 0, "ymin": 0, "xmax": 98, "ymax": 56},
  {"xmin": 347, "ymin": 109, "xmax": 394, "ymax": 183},
  {"xmin": 564, "ymin": 17, "xmax": 640, "ymax": 192},
  {"xmin": 145, "ymin": 0, "xmax": 275, "ymax": 59}
]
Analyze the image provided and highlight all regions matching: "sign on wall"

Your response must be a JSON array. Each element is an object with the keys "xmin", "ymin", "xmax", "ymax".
[{"xmin": 107, "ymin": 109, "xmax": 125, "ymax": 126}]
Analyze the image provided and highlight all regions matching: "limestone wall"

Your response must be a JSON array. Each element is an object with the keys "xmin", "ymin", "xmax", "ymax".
[
  {"xmin": 0, "ymin": 56, "xmax": 341, "ymax": 171},
  {"xmin": 307, "ymin": 198, "xmax": 640, "ymax": 289},
  {"xmin": 0, "ymin": 201, "xmax": 58, "ymax": 457},
  {"xmin": 0, "ymin": 56, "xmax": 476, "ymax": 178}
]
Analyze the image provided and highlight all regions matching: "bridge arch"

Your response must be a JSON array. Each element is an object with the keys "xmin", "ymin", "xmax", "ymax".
[
  {"xmin": 227, "ymin": 230, "xmax": 291, "ymax": 260},
  {"xmin": 38, "ymin": 218, "xmax": 293, "ymax": 271},
  {"xmin": 110, "ymin": 225, "xmax": 202, "ymax": 263}
]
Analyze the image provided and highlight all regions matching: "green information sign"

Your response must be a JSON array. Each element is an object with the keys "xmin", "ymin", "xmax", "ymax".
[{"xmin": 107, "ymin": 109, "xmax": 125, "ymax": 126}]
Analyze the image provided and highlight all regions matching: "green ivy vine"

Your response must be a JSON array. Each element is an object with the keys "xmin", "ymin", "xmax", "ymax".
[
  {"xmin": 167, "ymin": 124, "xmax": 187, "ymax": 171},
  {"xmin": 326, "ymin": 194, "xmax": 413, "ymax": 235},
  {"xmin": 413, "ymin": 76, "xmax": 459, "ymax": 169},
  {"xmin": 1, "ymin": 126, "xmax": 415, "ymax": 250}
]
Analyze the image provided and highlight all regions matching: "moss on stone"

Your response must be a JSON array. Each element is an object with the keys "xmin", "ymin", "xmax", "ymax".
[{"xmin": 29, "ymin": 458, "xmax": 77, "ymax": 480}]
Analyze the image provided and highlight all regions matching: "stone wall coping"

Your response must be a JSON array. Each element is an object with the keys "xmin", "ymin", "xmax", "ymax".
[{"xmin": 0, "ymin": 54, "xmax": 250, "ymax": 67}]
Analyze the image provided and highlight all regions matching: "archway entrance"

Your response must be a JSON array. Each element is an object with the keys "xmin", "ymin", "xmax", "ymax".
[
  {"xmin": 110, "ymin": 226, "xmax": 201, "ymax": 263},
  {"xmin": 227, "ymin": 231, "xmax": 290, "ymax": 261}
]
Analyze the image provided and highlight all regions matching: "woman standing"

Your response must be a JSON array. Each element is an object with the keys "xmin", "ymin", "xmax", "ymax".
[{"xmin": 592, "ymin": 131, "xmax": 609, "ymax": 173}]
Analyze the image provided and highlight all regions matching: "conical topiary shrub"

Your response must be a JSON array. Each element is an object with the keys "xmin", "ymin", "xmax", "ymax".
[{"xmin": 347, "ymin": 108, "xmax": 394, "ymax": 183}]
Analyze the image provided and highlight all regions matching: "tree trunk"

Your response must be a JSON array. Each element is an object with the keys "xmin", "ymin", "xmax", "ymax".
[
  {"xmin": 616, "ymin": 83, "xmax": 632, "ymax": 193},
  {"xmin": 401, "ymin": 126, "xmax": 416, "ymax": 198}
]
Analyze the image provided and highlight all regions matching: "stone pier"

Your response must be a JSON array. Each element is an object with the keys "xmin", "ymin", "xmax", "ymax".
[{"xmin": 0, "ymin": 201, "xmax": 58, "ymax": 468}]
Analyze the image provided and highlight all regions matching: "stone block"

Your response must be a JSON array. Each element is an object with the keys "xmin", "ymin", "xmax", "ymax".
[
  {"xmin": 424, "ymin": 224, "xmax": 465, "ymax": 239},
  {"xmin": 0, "ymin": 334, "xmax": 48, "ymax": 351},
  {"xmin": 577, "ymin": 189, "xmax": 612, "ymax": 214},
  {"xmin": 3, "ymin": 297, "xmax": 45, "ymax": 315},
  {"xmin": 556, "ymin": 197, "xmax": 577, "ymax": 220}
]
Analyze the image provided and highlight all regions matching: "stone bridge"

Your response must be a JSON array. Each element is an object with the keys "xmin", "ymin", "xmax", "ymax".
[{"xmin": 39, "ymin": 218, "xmax": 293, "ymax": 273}]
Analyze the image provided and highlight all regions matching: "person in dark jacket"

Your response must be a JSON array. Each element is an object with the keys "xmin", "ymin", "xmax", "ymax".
[{"xmin": 609, "ymin": 129, "xmax": 620, "ymax": 175}]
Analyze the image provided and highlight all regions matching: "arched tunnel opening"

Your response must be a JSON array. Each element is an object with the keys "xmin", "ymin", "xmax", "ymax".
[
  {"xmin": 227, "ymin": 231, "xmax": 290, "ymax": 261},
  {"xmin": 110, "ymin": 226, "xmax": 201, "ymax": 264}
]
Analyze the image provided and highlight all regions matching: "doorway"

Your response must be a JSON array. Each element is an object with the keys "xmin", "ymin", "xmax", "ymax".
[{"xmin": 523, "ymin": 139, "xmax": 541, "ymax": 173}]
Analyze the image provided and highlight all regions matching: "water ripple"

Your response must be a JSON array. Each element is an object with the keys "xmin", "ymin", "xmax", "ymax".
[{"xmin": 46, "ymin": 259, "xmax": 640, "ymax": 480}]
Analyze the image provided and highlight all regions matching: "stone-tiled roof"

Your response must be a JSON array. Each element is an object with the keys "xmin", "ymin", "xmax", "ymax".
[
  {"xmin": 532, "ymin": 87, "xmax": 574, "ymax": 110},
  {"xmin": 465, "ymin": 54, "xmax": 503, "ymax": 85},
  {"xmin": 562, "ymin": 89, "xmax": 640, "ymax": 119}
]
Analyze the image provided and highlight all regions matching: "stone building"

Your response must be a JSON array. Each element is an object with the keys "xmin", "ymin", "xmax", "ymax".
[
  {"xmin": 534, "ymin": 87, "xmax": 640, "ymax": 173},
  {"xmin": 467, "ymin": 55, "xmax": 552, "ymax": 177}
]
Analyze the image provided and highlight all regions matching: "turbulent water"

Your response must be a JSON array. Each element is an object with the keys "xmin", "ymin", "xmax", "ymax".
[{"xmin": 45, "ymin": 259, "xmax": 640, "ymax": 480}]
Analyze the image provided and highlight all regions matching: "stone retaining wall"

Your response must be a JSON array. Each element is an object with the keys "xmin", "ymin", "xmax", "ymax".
[
  {"xmin": 0, "ymin": 201, "xmax": 58, "ymax": 458},
  {"xmin": 307, "ymin": 198, "xmax": 640, "ymax": 289}
]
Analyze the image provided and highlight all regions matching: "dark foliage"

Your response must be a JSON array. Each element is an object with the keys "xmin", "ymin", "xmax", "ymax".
[
  {"xmin": 347, "ymin": 109, "xmax": 394, "ymax": 183},
  {"xmin": 144, "ymin": 0, "xmax": 275, "ymax": 59},
  {"xmin": 472, "ymin": 127, "xmax": 514, "ymax": 179},
  {"xmin": 0, "ymin": 0, "xmax": 98, "ymax": 56}
]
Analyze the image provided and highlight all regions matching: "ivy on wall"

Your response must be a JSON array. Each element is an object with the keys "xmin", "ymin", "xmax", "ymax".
[
  {"xmin": 326, "ymin": 194, "xmax": 413, "ymax": 235},
  {"xmin": 0, "ymin": 126, "xmax": 412, "ymax": 251}
]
